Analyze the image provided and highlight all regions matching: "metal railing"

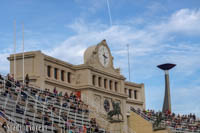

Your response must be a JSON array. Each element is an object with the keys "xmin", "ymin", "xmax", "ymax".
[{"xmin": 1, "ymin": 76, "xmax": 65, "ymax": 133}]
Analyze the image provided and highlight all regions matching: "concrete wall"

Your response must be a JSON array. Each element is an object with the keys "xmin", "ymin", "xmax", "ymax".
[{"xmin": 128, "ymin": 112, "xmax": 170, "ymax": 133}]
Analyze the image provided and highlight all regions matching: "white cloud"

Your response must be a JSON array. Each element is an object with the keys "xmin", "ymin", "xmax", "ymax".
[
  {"xmin": 44, "ymin": 9, "xmax": 200, "ymax": 78},
  {"xmin": 44, "ymin": 39, "xmax": 87, "ymax": 65},
  {"xmin": 146, "ymin": 2, "xmax": 168, "ymax": 15},
  {"xmin": 152, "ymin": 8, "xmax": 200, "ymax": 35}
]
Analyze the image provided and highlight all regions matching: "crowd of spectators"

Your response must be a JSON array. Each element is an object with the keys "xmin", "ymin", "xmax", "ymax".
[
  {"xmin": 132, "ymin": 107, "xmax": 200, "ymax": 132},
  {"xmin": 0, "ymin": 73, "xmax": 104, "ymax": 133},
  {"xmin": 27, "ymin": 86, "xmax": 101, "ymax": 132}
]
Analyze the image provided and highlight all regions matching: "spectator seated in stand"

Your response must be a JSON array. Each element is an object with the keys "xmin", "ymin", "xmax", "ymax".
[
  {"xmin": 0, "ymin": 74, "xmax": 3, "ymax": 88},
  {"xmin": 21, "ymin": 91, "xmax": 28, "ymax": 100},
  {"xmin": 16, "ymin": 104, "xmax": 24, "ymax": 114},
  {"xmin": 0, "ymin": 108, "xmax": 8, "ymax": 121},
  {"xmin": 5, "ymin": 80, "xmax": 12, "ymax": 88},
  {"xmin": 43, "ymin": 112, "xmax": 51, "ymax": 126},
  {"xmin": 53, "ymin": 87, "xmax": 57, "ymax": 96},
  {"xmin": 2, "ymin": 122, "xmax": 7, "ymax": 133},
  {"xmin": 62, "ymin": 102, "xmax": 68, "ymax": 108}
]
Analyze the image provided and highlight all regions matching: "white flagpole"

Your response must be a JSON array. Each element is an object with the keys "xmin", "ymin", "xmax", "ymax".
[
  {"xmin": 22, "ymin": 23, "xmax": 25, "ymax": 85},
  {"xmin": 127, "ymin": 44, "xmax": 131, "ymax": 81},
  {"xmin": 14, "ymin": 20, "xmax": 16, "ymax": 81}
]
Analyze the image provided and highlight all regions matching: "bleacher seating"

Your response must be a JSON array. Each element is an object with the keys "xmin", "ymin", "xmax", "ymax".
[
  {"xmin": 0, "ymin": 73, "xmax": 107, "ymax": 133},
  {"xmin": 131, "ymin": 107, "xmax": 200, "ymax": 133}
]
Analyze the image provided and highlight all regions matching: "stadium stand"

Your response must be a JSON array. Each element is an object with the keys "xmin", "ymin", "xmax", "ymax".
[
  {"xmin": 131, "ymin": 107, "xmax": 200, "ymax": 133},
  {"xmin": 0, "ymin": 73, "xmax": 107, "ymax": 133},
  {"xmin": 1, "ymin": 72, "xmax": 199, "ymax": 133}
]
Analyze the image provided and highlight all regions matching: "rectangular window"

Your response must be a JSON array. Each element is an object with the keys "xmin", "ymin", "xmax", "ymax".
[
  {"xmin": 54, "ymin": 68, "xmax": 58, "ymax": 79},
  {"xmin": 104, "ymin": 79, "xmax": 107, "ymax": 89},
  {"xmin": 67, "ymin": 72, "xmax": 71, "ymax": 83},
  {"xmin": 115, "ymin": 82, "xmax": 118, "ymax": 92},
  {"xmin": 47, "ymin": 65, "xmax": 51, "ymax": 77},
  {"xmin": 128, "ymin": 89, "xmax": 132, "ymax": 98},
  {"xmin": 98, "ymin": 77, "xmax": 102, "ymax": 87},
  {"xmin": 61, "ymin": 70, "xmax": 65, "ymax": 81},
  {"xmin": 92, "ymin": 75, "xmax": 96, "ymax": 86},
  {"xmin": 109, "ymin": 80, "xmax": 112, "ymax": 90},
  {"xmin": 134, "ymin": 90, "xmax": 137, "ymax": 99}
]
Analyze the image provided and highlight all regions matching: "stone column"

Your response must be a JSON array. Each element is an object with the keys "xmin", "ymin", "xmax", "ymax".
[
  {"xmin": 57, "ymin": 69, "xmax": 60, "ymax": 81},
  {"xmin": 100, "ymin": 77, "xmax": 104, "ymax": 88},
  {"xmin": 112, "ymin": 80, "xmax": 114, "ymax": 91},
  {"xmin": 132, "ymin": 89, "xmax": 134, "ymax": 100},
  {"xmin": 50, "ymin": 66, "xmax": 53, "ymax": 79}
]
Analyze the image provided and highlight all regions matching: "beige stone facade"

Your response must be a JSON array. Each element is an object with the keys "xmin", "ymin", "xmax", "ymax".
[
  {"xmin": 128, "ymin": 112, "xmax": 171, "ymax": 133},
  {"xmin": 8, "ymin": 40, "xmax": 146, "ymax": 133}
]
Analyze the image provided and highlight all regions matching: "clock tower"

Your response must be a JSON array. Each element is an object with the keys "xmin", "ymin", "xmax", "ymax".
[
  {"xmin": 84, "ymin": 39, "xmax": 120, "ymax": 74},
  {"xmin": 98, "ymin": 45, "xmax": 110, "ymax": 67}
]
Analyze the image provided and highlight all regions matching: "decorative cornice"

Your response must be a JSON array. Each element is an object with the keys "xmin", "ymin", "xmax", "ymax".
[
  {"xmin": 44, "ymin": 54, "xmax": 75, "ymax": 69},
  {"xmin": 8, "ymin": 52, "xmax": 36, "ymax": 61},
  {"xmin": 125, "ymin": 81, "xmax": 144, "ymax": 88}
]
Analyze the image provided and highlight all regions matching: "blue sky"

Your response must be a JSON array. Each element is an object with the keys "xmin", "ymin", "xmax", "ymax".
[{"xmin": 0, "ymin": 0, "xmax": 200, "ymax": 116}]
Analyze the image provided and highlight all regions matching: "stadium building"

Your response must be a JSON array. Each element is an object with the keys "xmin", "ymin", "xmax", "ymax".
[
  {"xmin": 7, "ymin": 39, "xmax": 146, "ymax": 132},
  {"xmin": 0, "ymin": 39, "xmax": 198, "ymax": 133}
]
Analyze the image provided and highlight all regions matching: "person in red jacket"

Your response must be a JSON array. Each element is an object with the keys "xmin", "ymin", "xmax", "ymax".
[{"xmin": 83, "ymin": 124, "xmax": 87, "ymax": 133}]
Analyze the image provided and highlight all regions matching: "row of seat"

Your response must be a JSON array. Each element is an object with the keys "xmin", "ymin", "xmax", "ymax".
[{"xmin": 0, "ymin": 75, "xmax": 106, "ymax": 133}]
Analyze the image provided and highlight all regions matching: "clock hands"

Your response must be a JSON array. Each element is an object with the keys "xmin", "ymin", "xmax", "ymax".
[
  {"xmin": 99, "ymin": 46, "xmax": 109, "ymax": 66},
  {"xmin": 103, "ymin": 53, "xmax": 108, "ymax": 65},
  {"xmin": 103, "ymin": 53, "xmax": 108, "ymax": 59}
]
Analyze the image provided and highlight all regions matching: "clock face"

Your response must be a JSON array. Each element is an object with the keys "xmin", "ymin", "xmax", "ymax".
[{"xmin": 98, "ymin": 45, "xmax": 110, "ymax": 67}]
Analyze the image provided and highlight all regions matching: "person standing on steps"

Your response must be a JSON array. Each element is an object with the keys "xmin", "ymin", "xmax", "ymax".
[{"xmin": 25, "ymin": 74, "xmax": 29, "ymax": 87}]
